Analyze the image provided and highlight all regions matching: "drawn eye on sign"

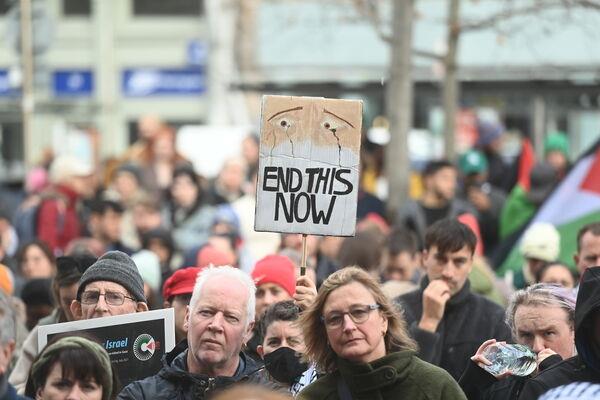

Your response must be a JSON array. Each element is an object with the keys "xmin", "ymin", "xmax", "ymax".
[
  {"xmin": 255, "ymin": 95, "xmax": 363, "ymax": 237},
  {"xmin": 264, "ymin": 106, "xmax": 304, "ymax": 158},
  {"xmin": 314, "ymin": 108, "xmax": 358, "ymax": 167}
]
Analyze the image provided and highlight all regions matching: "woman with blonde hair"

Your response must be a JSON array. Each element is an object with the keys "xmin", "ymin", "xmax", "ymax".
[{"xmin": 298, "ymin": 266, "xmax": 466, "ymax": 400}]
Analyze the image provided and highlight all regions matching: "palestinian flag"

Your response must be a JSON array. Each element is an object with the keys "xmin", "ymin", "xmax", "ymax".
[{"xmin": 497, "ymin": 138, "xmax": 600, "ymax": 276}]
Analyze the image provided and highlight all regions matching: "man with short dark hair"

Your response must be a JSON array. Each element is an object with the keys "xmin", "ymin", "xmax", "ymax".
[
  {"xmin": 384, "ymin": 227, "xmax": 421, "ymax": 283},
  {"xmin": 395, "ymin": 160, "xmax": 475, "ymax": 245},
  {"xmin": 574, "ymin": 221, "xmax": 600, "ymax": 276},
  {"xmin": 396, "ymin": 218, "xmax": 511, "ymax": 380}
]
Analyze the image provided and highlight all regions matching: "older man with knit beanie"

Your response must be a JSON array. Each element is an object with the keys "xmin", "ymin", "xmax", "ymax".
[{"xmin": 70, "ymin": 250, "xmax": 148, "ymax": 320}]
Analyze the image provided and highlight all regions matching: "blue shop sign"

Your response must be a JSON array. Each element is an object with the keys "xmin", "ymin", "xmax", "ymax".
[
  {"xmin": 53, "ymin": 70, "xmax": 94, "ymax": 97},
  {"xmin": 0, "ymin": 70, "xmax": 19, "ymax": 97},
  {"xmin": 122, "ymin": 68, "xmax": 205, "ymax": 97},
  {"xmin": 187, "ymin": 40, "xmax": 207, "ymax": 66}
]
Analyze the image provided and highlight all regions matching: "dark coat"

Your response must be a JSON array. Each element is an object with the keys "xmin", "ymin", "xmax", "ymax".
[
  {"xmin": 297, "ymin": 350, "xmax": 466, "ymax": 400},
  {"xmin": 396, "ymin": 278, "xmax": 512, "ymax": 380},
  {"xmin": 117, "ymin": 340, "xmax": 268, "ymax": 400},
  {"xmin": 518, "ymin": 266, "xmax": 600, "ymax": 399},
  {"xmin": 0, "ymin": 374, "xmax": 30, "ymax": 400},
  {"xmin": 458, "ymin": 354, "xmax": 563, "ymax": 400},
  {"xmin": 395, "ymin": 199, "xmax": 477, "ymax": 246}
]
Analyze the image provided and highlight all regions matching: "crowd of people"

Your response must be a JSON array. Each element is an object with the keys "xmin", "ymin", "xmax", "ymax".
[{"xmin": 0, "ymin": 115, "xmax": 598, "ymax": 400}]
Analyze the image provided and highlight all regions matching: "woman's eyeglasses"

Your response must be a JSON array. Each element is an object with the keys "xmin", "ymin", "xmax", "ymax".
[{"xmin": 321, "ymin": 304, "xmax": 380, "ymax": 328}]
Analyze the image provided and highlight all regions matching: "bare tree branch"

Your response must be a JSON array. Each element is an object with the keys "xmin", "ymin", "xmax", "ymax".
[
  {"xmin": 574, "ymin": 0, "xmax": 600, "ymax": 9},
  {"xmin": 459, "ymin": 0, "xmax": 600, "ymax": 32},
  {"xmin": 351, "ymin": 0, "xmax": 392, "ymax": 42},
  {"xmin": 459, "ymin": 1, "xmax": 567, "ymax": 32},
  {"xmin": 413, "ymin": 48, "xmax": 444, "ymax": 61}
]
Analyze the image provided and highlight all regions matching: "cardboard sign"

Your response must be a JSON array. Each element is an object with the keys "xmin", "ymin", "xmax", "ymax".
[
  {"xmin": 255, "ymin": 95, "xmax": 362, "ymax": 236},
  {"xmin": 38, "ymin": 309, "xmax": 175, "ymax": 387}
]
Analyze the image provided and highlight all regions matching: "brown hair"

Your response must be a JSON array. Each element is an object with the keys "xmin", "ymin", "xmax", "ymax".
[
  {"xmin": 577, "ymin": 222, "xmax": 600, "ymax": 252},
  {"xmin": 299, "ymin": 266, "xmax": 417, "ymax": 372},
  {"xmin": 425, "ymin": 218, "xmax": 477, "ymax": 256}
]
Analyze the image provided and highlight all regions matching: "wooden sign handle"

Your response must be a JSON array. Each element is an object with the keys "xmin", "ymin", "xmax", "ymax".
[{"xmin": 300, "ymin": 234, "xmax": 308, "ymax": 276}]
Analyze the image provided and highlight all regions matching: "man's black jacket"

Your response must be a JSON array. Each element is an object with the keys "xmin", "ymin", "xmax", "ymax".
[
  {"xmin": 117, "ymin": 340, "xmax": 268, "ymax": 399},
  {"xmin": 396, "ymin": 278, "xmax": 512, "ymax": 380}
]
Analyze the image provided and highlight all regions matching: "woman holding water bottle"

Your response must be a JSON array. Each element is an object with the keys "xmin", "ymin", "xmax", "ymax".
[{"xmin": 458, "ymin": 283, "xmax": 576, "ymax": 400}]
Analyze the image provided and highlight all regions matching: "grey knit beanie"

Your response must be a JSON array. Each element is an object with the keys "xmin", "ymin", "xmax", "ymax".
[{"xmin": 76, "ymin": 250, "xmax": 146, "ymax": 303}]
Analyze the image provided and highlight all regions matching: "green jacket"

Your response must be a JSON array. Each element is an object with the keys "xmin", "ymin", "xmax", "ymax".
[
  {"xmin": 499, "ymin": 185, "xmax": 536, "ymax": 239},
  {"xmin": 297, "ymin": 351, "xmax": 466, "ymax": 400}
]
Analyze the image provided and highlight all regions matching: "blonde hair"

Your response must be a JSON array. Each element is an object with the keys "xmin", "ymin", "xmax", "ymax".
[{"xmin": 299, "ymin": 266, "xmax": 417, "ymax": 372}]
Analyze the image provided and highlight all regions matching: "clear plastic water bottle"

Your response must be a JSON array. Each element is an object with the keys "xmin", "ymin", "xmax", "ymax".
[{"xmin": 481, "ymin": 343, "xmax": 537, "ymax": 376}]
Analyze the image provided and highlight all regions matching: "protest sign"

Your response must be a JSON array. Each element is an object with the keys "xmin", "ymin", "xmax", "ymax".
[
  {"xmin": 38, "ymin": 309, "xmax": 175, "ymax": 387},
  {"xmin": 255, "ymin": 95, "xmax": 363, "ymax": 236}
]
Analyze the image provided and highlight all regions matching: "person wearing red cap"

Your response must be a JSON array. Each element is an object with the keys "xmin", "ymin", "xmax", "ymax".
[
  {"xmin": 246, "ymin": 254, "xmax": 316, "ymax": 362},
  {"xmin": 251, "ymin": 255, "xmax": 296, "ymax": 318},
  {"xmin": 162, "ymin": 267, "xmax": 202, "ymax": 342}
]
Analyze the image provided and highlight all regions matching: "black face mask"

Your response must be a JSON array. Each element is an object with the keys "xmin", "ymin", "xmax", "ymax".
[{"xmin": 263, "ymin": 346, "xmax": 308, "ymax": 384}]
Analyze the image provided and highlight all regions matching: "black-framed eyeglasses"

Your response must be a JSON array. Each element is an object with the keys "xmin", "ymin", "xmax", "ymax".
[
  {"xmin": 80, "ymin": 290, "xmax": 135, "ymax": 306},
  {"xmin": 321, "ymin": 304, "xmax": 380, "ymax": 328}
]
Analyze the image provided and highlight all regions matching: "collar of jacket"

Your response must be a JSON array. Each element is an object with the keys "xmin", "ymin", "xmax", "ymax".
[
  {"xmin": 336, "ymin": 351, "xmax": 416, "ymax": 394},
  {"xmin": 419, "ymin": 276, "xmax": 471, "ymax": 308},
  {"xmin": 159, "ymin": 339, "xmax": 263, "ymax": 383},
  {"xmin": 55, "ymin": 184, "xmax": 79, "ymax": 204}
]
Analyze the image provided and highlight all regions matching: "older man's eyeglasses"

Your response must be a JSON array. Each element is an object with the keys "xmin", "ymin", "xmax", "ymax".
[
  {"xmin": 81, "ymin": 290, "xmax": 135, "ymax": 306},
  {"xmin": 321, "ymin": 304, "xmax": 380, "ymax": 328}
]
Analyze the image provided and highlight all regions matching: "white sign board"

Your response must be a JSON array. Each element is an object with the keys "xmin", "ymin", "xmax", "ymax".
[
  {"xmin": 177, "ymin": 125, "xmax": 252, "ymax": 178},
  {"xmin": 254, "ymin": 95, "xmax": 362, "ymax": 236}
]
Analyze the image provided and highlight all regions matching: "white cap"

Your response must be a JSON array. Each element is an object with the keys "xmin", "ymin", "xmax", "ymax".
[
  {"xmin": 520, "ymin": 222, "xmax": 560, "ymax": 262},
  {"xmin": 49, "ymin": 155, "xmax": 94, "ymax": 183}
]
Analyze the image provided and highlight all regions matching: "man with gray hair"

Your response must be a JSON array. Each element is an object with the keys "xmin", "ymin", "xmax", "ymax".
[
  {"xmin": 118, "ymin": 266, "xmax": 269, "ymax": 399},
  {"xmin": 459, "ymin": 283, "xmax": 576, "ymax": 399},
  {"xmin": 0, "ymin": 292, "xmax": 28, "ymax": 400}
]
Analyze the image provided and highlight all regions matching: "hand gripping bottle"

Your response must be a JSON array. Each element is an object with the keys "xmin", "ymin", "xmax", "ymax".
[{"xmin": 481, "ymin": 343, "xmax": 537, "ymax": 376}]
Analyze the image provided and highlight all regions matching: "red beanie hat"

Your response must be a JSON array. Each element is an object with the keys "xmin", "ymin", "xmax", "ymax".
[
  {"xmin": 162, "ymin": 267, "xmax": 203, "ymax": 300},
  {"xmin": 251, "ymin": 254, "xmax": 296, "ymax": 297}
]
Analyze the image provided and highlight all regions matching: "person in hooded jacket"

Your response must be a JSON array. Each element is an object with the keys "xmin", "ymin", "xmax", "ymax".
[
  {"xmin": 458, "ymin": 283, "xmax": 576, "ymax": 400},
  {"xmin": 117, "ymin": 266, "xmax": 271, "ymax": 400},
  {"xmin": 518, "ymin": 266, "xmax": 600, "ymax": 399}
]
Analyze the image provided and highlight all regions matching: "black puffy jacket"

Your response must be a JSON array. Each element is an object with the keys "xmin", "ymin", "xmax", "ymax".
[{"xmin": 117, "ymin": 340, "xmax": 268, "ymax": 400}]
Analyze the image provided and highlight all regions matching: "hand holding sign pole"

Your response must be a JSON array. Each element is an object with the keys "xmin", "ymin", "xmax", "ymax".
[{"xmin": 255, "ymin": 95, "xmax": 363, "ymax": 274}]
